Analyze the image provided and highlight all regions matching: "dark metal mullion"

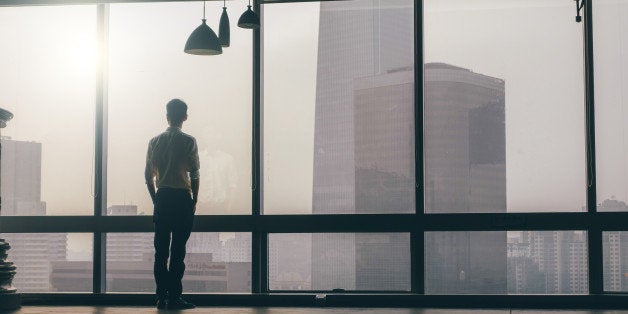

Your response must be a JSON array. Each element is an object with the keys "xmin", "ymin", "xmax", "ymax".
[
  {"xmin": 93, "ymin": 3, "xmax": 109, "ymax": 295},
  {"xmin": 251, "ymin": 0, "xmax": 264, "ymax": 294},
  {"xmin": 411, "ymin": 0, "xmax": 424, "ymax": 295},
  {"xmin": 5, "ymin": 212, "xmax": 623, "ymax": 233},
  {"xmin": 584, "ymin": 0, "xmax": 602, "ymax": 295}
]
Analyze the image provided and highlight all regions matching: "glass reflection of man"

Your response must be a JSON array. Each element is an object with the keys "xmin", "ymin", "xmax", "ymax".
[
  {"xmin": 145, "ymin": 99, "xmax": 199, "ymax": 310},
  {"xmin": 200, "ymin": 146, "xmax": 237, "ymax": 212}
]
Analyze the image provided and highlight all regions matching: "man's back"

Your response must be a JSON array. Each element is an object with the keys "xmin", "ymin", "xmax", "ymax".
[{"xmin": 146, "ymin": 126, "xmax": 199, "ymax": 191}]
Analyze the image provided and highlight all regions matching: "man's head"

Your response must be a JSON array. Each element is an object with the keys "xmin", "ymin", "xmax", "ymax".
[{"xmin": 166, "ymin": 99, "xmax": 188, "ymax": 127}]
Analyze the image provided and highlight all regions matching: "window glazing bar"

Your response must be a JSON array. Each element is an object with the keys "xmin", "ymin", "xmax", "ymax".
[
  {"xmin": 412, "ymin": 0, "xmax": 424, "ymax": 295},
  {"xmin": 93, "ymin": 3, "xmax": 109, "ymax": 294},
  {"xmin": 251, "ymin": 0, "xmax": 263, "ymax": 294},
  {"xmin": 584, "ymin": 0, "xmax": 602, "ymax": 295}
]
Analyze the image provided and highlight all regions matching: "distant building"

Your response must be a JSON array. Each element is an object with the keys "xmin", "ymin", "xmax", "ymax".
[
  {"xmin": 1, "ymin": 138, "xmax": 46, "ymax": 216},
  {"xmin": 508, "ymin": 231, "xmax": 587, "ymax": 294},
  {"xmin": 1, "ymin": 138, "xmax": 65, "ymax": 292},
  {"xmin": 599, "ymin": 199, "xmax": 628, "ymax": 291},
  {"xmin": 3, "ymin": 233, "xmax": 66, "ymax": 292},
  {"xmin": 311, "ymin": 0, "xmax": 414, "ymax": 291},
  {"xmin": 269, "ymin": 234, "xmax": 312, "ymax": 290},
  {"xmin": 100, "ymin": 205, "xmax": 251, "ymax": 292},
  {"xmin": 51, "ymin": 253, "xmax": 251, "ymax": 293},
  {"xmin": 423, "ymin": 63, "xmax": 506, "ymax": 294}
]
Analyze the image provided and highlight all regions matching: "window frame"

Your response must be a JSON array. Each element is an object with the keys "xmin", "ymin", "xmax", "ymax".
[{"xmin": 0, "ymin": 0, "xmax": 623, "ymax": 307}]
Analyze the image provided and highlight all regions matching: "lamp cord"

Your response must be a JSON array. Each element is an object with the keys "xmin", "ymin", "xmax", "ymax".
[{"xmin": 203, "ymin": 1, "xmax": 206, "ymax": 20}]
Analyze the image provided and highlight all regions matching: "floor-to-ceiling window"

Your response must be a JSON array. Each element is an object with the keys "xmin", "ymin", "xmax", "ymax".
[{"xmin": 0, "ymin": 0, "xmax": 619, "ymax": 303}]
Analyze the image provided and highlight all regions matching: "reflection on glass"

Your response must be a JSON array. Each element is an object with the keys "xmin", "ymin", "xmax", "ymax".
[
  {"xmin": 0, "ymin": 6, "xmax": 96, "ymax": 216},
  {"xmin": 0, "ymin": 233, "xmax": 93, "ymax": 292},
  {"xmin": 107, "ymin": 2, "xmax": 252, "ymax": 216},
  {"xmin": 424, "ymin": 0, "xmax": 585, "ymax": 213},
  {"xmin": 269, "ymin": 233, "xmax": 410, "ymax": 291},
  {"xmin": 263, "ymin": 0, "xmax": 415, "ymax": 215},
  {"xmin": 594, "ymin": 0, "xmax": 628, "ymax": 211},
  {"xmin": 105, "ymin": 232, "xmax": 251, "ymax": 293},
  {"xmin": 426, "ymin": 231, "xmax": 588, "ymax": 294}
]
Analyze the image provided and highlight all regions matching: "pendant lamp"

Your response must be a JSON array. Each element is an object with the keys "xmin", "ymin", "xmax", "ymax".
[
  {"xmin": 184, "ymin": 1, "xmax": 223, "ymax": 55},
  {"xmin": 219, "ymin": 0, "xmax": 230, "ymax": 47},
  {"xmin": 238, "ymin": 0, "xmax": 259, "ymax": 29}
]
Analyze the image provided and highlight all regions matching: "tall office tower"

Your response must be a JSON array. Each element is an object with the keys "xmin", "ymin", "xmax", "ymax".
[
  {"xmin": 605, "ymin": 230, "xmax": 623, "ymax": 291},
  {"xmin": 507, "ymin": 232, "xmax": 540, "ymax": 293},
  {"xmin": 0, "ymin": 137, "xmax": 46, "ymax": 216},
  {"xmin": 563, "ymin": 231, "xmax": 588, "ymax": 293},
  {"xmin": 1, "ymin": 138, "xmax": 66, "ymax": 292},
  {"xmin": 599, "ymin": 199, "xmax": 628, "ymax": 291},
  {"xmin": 508, "ymin": 231, "xmax": 587, "ymax": 293},
  {"xmin": 311, "ymin": 0, "xmax": 414, "ymax": 290},
  {"xmin": 269, "ymin": 234, "xmax": 312, "ymax": 290},
  {"xmin": 423, "ymin": 63, "xmax": 507, "ymax": 294},
  {"xmin": 221, "ymin": 233, "xmax": 252, "ymax": 262},
  {"xmin": 525, "ymin": 231, "xmax": 588, "ymax": 293}
]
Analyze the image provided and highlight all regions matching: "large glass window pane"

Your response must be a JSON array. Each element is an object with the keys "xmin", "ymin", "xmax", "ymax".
[
  {"xmin": 269, "ymin": 233, "xmax": 410, "ymax": 291},
  {"xmin": 0, "ymin": 6, "xmax": 96, "ymax": 216},
  {"xmin": 262, "ymin": 0, "xmax": 415, "ymax": 215},
  {"xmin": 106, "ymin": 232, "xmax": 251, "ymax": 293},
  {"xmin": 107, "ymin": 2, "xmax": 252, "ymax": 216},
  {"xmin": 0, "ymin": 233, "xmax": 93, "ymax": 292},
  {"xmin": 424, "ymin": 0, "xmax": 585, "ymax": 213},
  {"xmin": 425, "ymin": 231, "xmax": 588, "ymax": 294},
  {"xmin": 594, "ymin": 0, "xmax": 628, "ymax": 211}
]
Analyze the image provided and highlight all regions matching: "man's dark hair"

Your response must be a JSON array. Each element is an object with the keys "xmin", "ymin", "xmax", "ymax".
[{"xmin": 166, "ymin": 99, "xmax": 188, "ymax": 125}]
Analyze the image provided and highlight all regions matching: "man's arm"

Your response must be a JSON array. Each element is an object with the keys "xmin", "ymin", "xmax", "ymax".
[
  {"xmin": 189, "ymin": 138, "xmax": 201, "ymax": 214},
  {"xmin": 147, "ymin": 181, "xmax": 157, "ymax": 205},
  {"xmin": 191, "ymin": 178, "xmax": 199, "ymax": 214},
  {"xmin": 145, "ymin": 139, "xmax": 157, "ymax": 204}
]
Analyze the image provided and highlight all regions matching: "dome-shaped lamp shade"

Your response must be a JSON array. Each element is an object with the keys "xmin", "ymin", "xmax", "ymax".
[
  {"xmin": 184, "ymin": 19, "xmax": 223, "ymax": 55},
  {"xmin": 0, "ymin": 108, "xmax": 13, "ymax": 129},
  {"xmin": 219, "ymin": 7, "xmax": 230, "ymax": 47},
  {"xmin": 238, "ymin": 5, "xmax": 259, "ymax": 29}
]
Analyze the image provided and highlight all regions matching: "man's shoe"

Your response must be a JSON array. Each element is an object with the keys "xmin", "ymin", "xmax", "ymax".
[
  {"xmin": 167, "ymin": 297, "xmax": 196, "ymax": 310},
  {"xmin": 156, "ymin": 299, "xmax": 168, "ymax": 309}
]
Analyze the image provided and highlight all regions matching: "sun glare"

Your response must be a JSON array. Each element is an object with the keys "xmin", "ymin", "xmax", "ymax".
[{"xmin": 68, "ymin": 40, "xmax": 98, "ymax": 74}]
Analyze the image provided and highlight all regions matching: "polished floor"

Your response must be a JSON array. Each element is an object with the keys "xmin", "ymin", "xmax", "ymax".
[{"xmin": 8, "ymin": 308, "xmax": 628, "ymax": 314}]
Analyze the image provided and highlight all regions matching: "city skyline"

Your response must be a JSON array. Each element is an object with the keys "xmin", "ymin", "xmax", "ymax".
[
  {"xmin": 1, "ymin": 0, "xmax": 628, "ymax": 295},
  {"xmin": 0, "ymin": 0, "xmax": 611, "ymax": 216}
]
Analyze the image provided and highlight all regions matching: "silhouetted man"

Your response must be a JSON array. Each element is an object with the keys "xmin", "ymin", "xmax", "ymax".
[{"xmin": 145, "ymin": 99, "xmax": 199, "ymax": 310}]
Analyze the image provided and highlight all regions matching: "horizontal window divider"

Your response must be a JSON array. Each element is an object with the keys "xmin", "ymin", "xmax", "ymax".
[
  {"xmin": 0, "ymin": 216, "xmax": 97, "ymax": 233},
  {"xmin": 260, "ymin": 0, "xmax": 344, "ymax": 4},
  {"xmin": 18, "ymin": 293, "xmax": 628, "ymax": 309},
  {"xmin": 4, "ymin": 212, "xmax": 628, "ymax": 233},
  {"xmin": 268, "ymin": 290, "xmax": 413, "ymax": 294},
  {"xmin": 0, "ymin": 0, "xmax": 344, "ymax": 7},
  {"xmin": 0, "ymin": 0, "xmax": 219, "ymax": 6}
]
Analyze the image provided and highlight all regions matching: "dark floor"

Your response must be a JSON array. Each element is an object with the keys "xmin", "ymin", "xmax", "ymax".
[{"xmin": 8, "ymin": 308, "xmax": 628, "ymax": 314}]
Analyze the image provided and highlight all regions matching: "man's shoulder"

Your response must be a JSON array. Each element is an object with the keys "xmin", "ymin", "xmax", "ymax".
[
  {"xmin": 179, "ymin": 131, "xmax": 197, "ymax": 143},
  {"xmin": 150, "ymin": 132, "xmax": 167, "ymax": 143}
]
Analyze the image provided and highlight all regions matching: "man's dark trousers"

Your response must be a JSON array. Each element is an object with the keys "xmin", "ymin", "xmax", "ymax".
[{"xmin": 153, "ymin": 188, "xmax": 195, "ymax": 300}]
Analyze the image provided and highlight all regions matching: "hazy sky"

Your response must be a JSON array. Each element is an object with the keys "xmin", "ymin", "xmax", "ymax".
[{"xmin": 1, "ymin": 0, "xmax": 627, "ymax": 222}]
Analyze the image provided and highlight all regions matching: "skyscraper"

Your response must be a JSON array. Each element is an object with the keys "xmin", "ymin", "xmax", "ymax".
[
  {"xmin": 1, "ymin": 137, "xmax": 46, "ymax": 216},
  {"xmin": 423, "ymin": 63, "xmax": 506, "ymax": 294},
  {"xmin": 1, "ymin": 137, "xmax": 66, "ymax": 292},
  {"xmin": 310, "ymin": 0, "xmax": 507, "ymax": 292},
  {"xmin": 311, "ymin": 0, "xmax": 414, "ymax": 291}
]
